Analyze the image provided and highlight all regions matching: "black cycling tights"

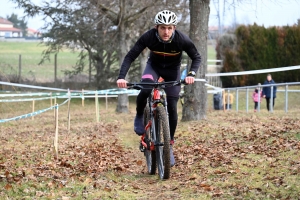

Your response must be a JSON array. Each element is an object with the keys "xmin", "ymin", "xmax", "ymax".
[{"xmin": 136, "ymin": 80, "xmax": 179, "ymax": 141}]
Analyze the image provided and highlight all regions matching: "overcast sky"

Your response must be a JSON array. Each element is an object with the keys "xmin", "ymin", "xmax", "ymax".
[{"xmin": 0, "ymin": 0, "xmax": 299, "ymax": 30}]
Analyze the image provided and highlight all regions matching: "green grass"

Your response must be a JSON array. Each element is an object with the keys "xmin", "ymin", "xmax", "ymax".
[
  {"xmin": 0, "ymin": 41, "xmax": 81, "ymax": 82},
  {"xmin": 0, "ymin": 41, "xmax": 217, "ymax": 83}
]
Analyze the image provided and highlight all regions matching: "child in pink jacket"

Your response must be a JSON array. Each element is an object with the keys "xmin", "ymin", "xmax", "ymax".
[{"xmin": 252, "ymin": 83, "xmax": 263, "ymax": 112}]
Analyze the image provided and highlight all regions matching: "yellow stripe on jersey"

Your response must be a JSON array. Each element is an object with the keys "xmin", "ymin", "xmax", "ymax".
[{"xmin": 152, "ymin": 51, "xmax": 181, "ymax": 56}]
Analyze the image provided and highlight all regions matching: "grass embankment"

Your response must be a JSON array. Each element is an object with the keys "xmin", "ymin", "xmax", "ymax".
[{"xmin": 1, "ymin": 98, "xmax": 300, "ymax": 199}]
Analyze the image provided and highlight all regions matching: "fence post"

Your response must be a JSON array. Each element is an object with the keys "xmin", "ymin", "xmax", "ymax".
[
  {"xmin": 54, "ymin": 103, "xmax": 59, "ymax": 159},
  {"xmin": 227, "ymin": 89, "xmax": 230, "ymax": 110},
  {"xmin": 246, "ymin": 87, "xmax": 249, "ymax": 113},
  {"xmin": 54, "ymin": 97, "xmax": 57, "ymax": 117},
  {"xmin": 67, "ymin": 89, "xmax": 71, "ymax": 132},
  {"xmin": 50, "ymin": 92, "xmax": 52, "ymax": 107},
  {"xmin": 236, "ymin": 89, "xmax": 239, "ymax": 112},
  {"xmin": 32, "ymin": 100, "xmax": 35, "ymax": 120},
  {"xmin": 285, "ymin": 84, "xmax": 288, "ymax": 113},
  {"xmin": 54, "ymin": 54, "xmax": 57, "ymax": 87},
  {"xmin": 258, "ymin": 85, "xmax": 261, "ymax": 112},
  {"xmin": 18, "ymin": 54, "xmax": 22, "ymax": 83},
  {"xmin": 95, "ymin": 91, "xmax": 99, "ymax": 122},
  {"xmin": 82, "ymin": 89, "xmax": 84, "ymax": 107},
  {"xmin": 105, "ymin": 93, "xmax": 108, "ymax": 110},
  {"xmin": 270, "ymin": 86, "xmax": 273, "ymax": 113}
]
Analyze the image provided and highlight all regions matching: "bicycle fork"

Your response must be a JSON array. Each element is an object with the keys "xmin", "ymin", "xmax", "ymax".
[{"xmin": 140, "ymin": 120, "xmax": 155, "ymax": 151}]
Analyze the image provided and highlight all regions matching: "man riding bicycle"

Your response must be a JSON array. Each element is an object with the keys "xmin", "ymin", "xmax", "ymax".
[{"xmin": 116, "ymin": 10, "xmax": 201, "ymax": 166}]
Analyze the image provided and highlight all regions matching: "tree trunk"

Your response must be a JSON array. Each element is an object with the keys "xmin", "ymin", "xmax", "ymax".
[
  {"xmin": 116, "ymin": 93, "xmax": 129, "ymax": 113},
  {"xmin": 139, "ymin": 49, "xmax": 149, "ymax": 76},
  {"xmin": 182, "ymin": 0, "xmax": 210, "ymax": 121},
  {"xmin": 116, "ymin": 0, "xmax": 129, "ymax": 113}
]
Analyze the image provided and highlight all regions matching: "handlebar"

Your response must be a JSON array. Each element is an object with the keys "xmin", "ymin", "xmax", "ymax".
[{"xmin": 127, "ymin": 80, "xmax": 185, "ymax": 90}]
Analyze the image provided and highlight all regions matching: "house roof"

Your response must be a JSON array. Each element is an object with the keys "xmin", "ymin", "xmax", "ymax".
[
  {"xmin": 0, "ymin": 27, "xmax": 22, "ymax": 32},
  {"xmin": 0, "ymin": 18, "xmax": 13, "ymax": 25},
  {"xmin": 27, "ymin": 28, "xmax": 39, "ymax": 33}
]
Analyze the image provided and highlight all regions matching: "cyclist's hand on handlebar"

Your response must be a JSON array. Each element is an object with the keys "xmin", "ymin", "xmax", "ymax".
[
  {"xmin": 185, "ymin": 76, "xmax": 195, "ymax": 84},
  {"xmin": 117, "ymin": 79, "xmax": 127, "ymax": 88}
]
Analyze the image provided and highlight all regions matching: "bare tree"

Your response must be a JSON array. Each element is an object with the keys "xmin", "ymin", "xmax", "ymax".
[
  {"xmin": 11, "ymin": 0, "xmax": 120, "ymax": 89},
  {"xmin": 95, "ymin": 0, "xmax": 190, "ymax": 112},
  {"xmin": 182, "ymin": 0, "xmax": 210, "ymax": 121}
]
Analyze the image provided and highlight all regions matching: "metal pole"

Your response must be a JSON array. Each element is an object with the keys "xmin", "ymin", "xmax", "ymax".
[
  {"xmin": 246, "ymin": 87, "xmax": 249, "ymax": 113},
  {"xmin": 270, "ymin": 86, "xmax": 273, "ymax": 113},
  {"xmin": 285, "ymin": 84, "xmax": 288, "ymax": 113}
]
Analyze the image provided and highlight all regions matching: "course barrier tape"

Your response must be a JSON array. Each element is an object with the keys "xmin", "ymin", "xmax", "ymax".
[
  {"xmin": 0, "ymin": 92, "xmax": 81, "ymax": 97},
  {"xmin": 206, "ymin": 65, "xmax": 300, "ymax": 77},
  {"xmin": 0, "ymin": 81, "xmax": 68, "ymax": 91},
  {"xmin": 0, "ymin": 98, "xmax": 70, "ymax": 123},
  {"xmin": 0, "ymin": 96, "xmax": 53, "ymax": 102},
  {"xmin": 0, "ymin": 92, "xmax": 52, "ymax": 97}
]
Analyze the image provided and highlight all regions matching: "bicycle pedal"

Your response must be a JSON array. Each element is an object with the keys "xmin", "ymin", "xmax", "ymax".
[{"xmin": 139, "ymin": 143, "xmax": 145, "ymax": 152}]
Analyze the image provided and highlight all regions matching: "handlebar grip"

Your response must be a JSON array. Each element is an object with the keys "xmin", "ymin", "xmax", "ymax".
[{"xmin": 180, "ymin": 79, "xmax": 187, "ymax": 85}]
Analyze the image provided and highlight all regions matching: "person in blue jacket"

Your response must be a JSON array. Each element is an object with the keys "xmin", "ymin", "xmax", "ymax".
[{"xmin": 262, "ymin": 74, "xmax": 277, "ymax": 111}]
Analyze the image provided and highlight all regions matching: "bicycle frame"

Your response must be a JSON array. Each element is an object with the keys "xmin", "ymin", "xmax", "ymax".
[
  {"xmin": 142, "ymin": 86, "xmax": 168, "ymax": 151},
  {"xmin": 127, "ymin": 80, "xmax": 186, "ymax": 152},
  {"xmin": 127, "ymin": 79, "xmax": 206, "ymax": 179}
]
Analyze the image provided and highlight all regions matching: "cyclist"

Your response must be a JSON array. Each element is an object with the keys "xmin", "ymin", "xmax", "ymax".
[{"xmin": 116, "ymin": 10, "xmax": 201, "ymax": 166}]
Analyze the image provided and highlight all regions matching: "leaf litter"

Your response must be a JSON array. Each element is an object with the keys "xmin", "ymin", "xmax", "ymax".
[{"xmin": 0, "ymin": 109, "xmax": 300, "ymax": 199}]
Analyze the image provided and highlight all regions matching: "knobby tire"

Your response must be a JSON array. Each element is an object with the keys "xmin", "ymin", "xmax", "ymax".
[
  {"xmin": 144, "ymin": 106, "xmax": 156, "ymax": 175},
  {"xmin": 155, "ymin": 105, "xmax": 171, "ymax": 179}
]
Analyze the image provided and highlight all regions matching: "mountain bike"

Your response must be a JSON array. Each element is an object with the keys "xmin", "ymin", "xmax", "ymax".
[{"xmin": 127, "ymin": 80, "xmax": 185, "ymax": 180}]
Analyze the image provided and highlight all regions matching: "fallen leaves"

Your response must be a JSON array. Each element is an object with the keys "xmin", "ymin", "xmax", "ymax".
[{"xmin": 1, "ymin": 109, "xmax": 300, "ymax": 199}]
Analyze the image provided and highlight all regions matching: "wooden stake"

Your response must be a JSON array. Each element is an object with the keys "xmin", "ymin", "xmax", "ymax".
[
  {"xmin": 54, "ymin": 97, "xmax": 57, "ymax": 117},
  {"xmin": 32, "ymin": 100, "xmax": 35, "ymax": 120},
  {"xmin": 50, "ymin": 92, "xmax": 52, "ymax": 107},
  {"xmin": 95, "ymin": 91, "xmax": 99, "ymax": 122},
  {"xmin": 54, "ymin": 104, "xmax": 59, "ymax": 160},
  {"xmin": 82, "ymin": 89, "xmax": 84, "ymax": 107},
  {"xmin": 105, "ymin": 93, "xmax": 108, "ymax": 110},
  {"xmin": 67, "ymin": 90, "xmax": 71, "ymax": 132}
]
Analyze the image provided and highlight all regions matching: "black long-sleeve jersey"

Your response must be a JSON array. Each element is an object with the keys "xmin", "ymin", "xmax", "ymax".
[{"xmin": 117, "ymin": 28, "xmax": 201, "ymax": 79}]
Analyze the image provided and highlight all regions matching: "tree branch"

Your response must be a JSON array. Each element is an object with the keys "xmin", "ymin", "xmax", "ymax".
[
  {"xmin": 97, "ymin": 3, "xmax": 118, "ymax": 24},
  {"xmin": 125, "ymin": 5, "xmax": 151, "ymax": 23}
]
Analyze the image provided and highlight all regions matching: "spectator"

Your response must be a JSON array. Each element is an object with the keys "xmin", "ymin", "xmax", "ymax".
[
  {"xmin": 262, "ymin": 74, "xmax": 277, "ymax": 111},
  {"xmin": 252, "ymin": 83, "xmax": 263, "ymax": 112},
  {"xmin": 224, "ymin": 92, "xmax": 234, "ymax": 110}
]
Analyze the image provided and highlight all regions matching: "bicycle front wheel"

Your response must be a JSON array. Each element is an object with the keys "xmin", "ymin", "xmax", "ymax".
[
  {"xmin": 144, "ymin": 106, "xmax": 156, "ymax": 175},
  {"xmin": 154, "ymin": 105, "xmax": 171, "ymax": 180}
]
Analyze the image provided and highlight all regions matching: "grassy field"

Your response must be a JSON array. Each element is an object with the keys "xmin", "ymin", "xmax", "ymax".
[
  {"xmin": 0, "ymin": 41, "xmax": 217, "ymax": 83},
  {"xmin": 0, "ymin": 41, "xmax": 79, "ymax": 82},
  {"xmin": 0, "ymin": 92, "xmax": 300, "ymax": 199}
]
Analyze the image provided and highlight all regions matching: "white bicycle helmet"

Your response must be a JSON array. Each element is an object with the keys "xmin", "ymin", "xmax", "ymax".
[{"xmin": 154, "ymin": 10, "xmax": 178, "ymax": 25}]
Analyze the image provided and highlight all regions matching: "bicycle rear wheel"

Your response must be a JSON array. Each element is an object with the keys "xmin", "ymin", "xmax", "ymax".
[
  {"xmin": 154, "ymin": 105, "xmax": 171, "ymax": 180},
  {"xmin": 144, "ymin": 106, "xmax": 156, "ymax": 175}
]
